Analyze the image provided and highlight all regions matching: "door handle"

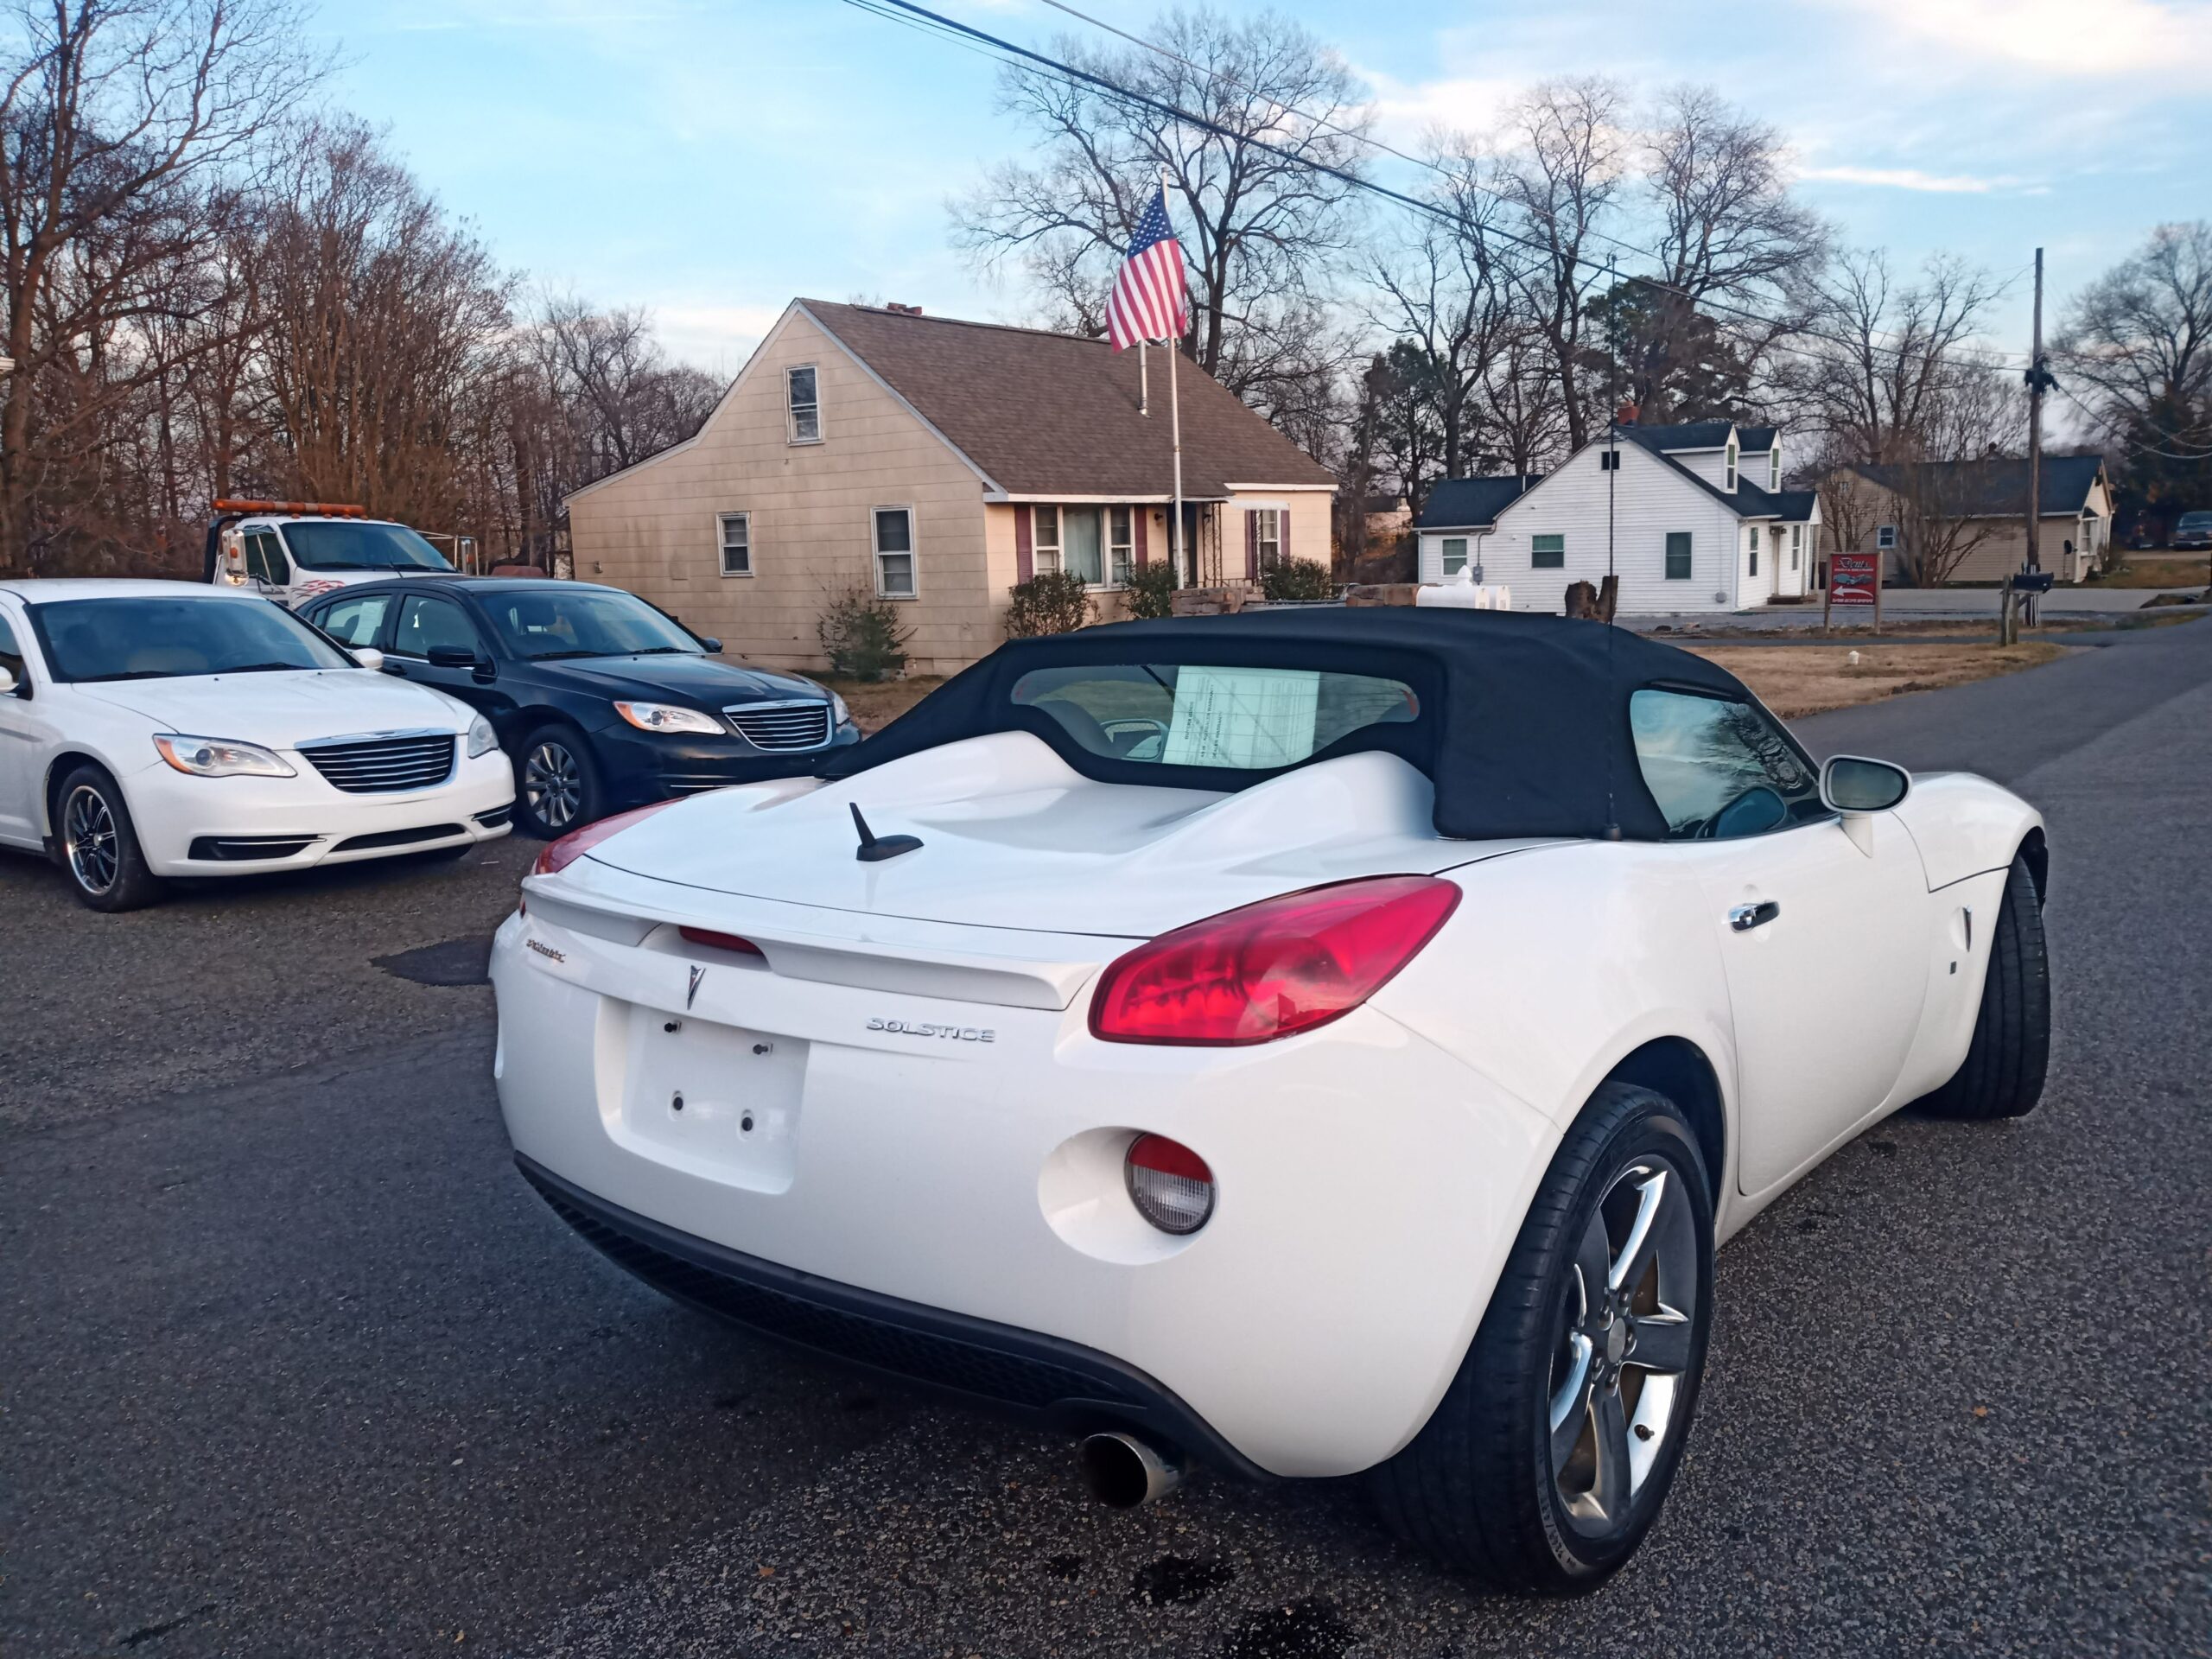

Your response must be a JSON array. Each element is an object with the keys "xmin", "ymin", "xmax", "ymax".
[{"xmin": 1729, "ymin": 900, "xmax": 1781, "ymax": 932}]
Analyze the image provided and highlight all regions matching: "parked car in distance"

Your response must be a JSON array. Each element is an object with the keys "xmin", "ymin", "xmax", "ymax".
[
  {"xmin": 0, "ymin": 580, "xmax": 513, "ymax": 911},
  {"xmin": 2172, "ymin": 510, "xmax": 2212, "ymax": 550},
  {"xmin": 298, "ymin": 576, "xmax": 859, "ymax": 837},
  {"xmin": 492, "ymin": 607, "xmax": 2050, "ymax": 1592},
  {"xmin": 204, "ymin": 499, "xmax": 454, "ymax": 609}
]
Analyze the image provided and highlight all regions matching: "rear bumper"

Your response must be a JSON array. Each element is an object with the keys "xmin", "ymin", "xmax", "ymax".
[
  {"xmin": 490, "ymin": 897, "xmax": 1557, "ymax": 1478},
  {"xmin": 516, "ymin": 1152, "xmax": 1268, "ymax": 1478}
]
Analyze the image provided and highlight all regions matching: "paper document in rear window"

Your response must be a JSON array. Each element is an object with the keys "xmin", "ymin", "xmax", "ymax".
[{"xmin": 1160, "ymin": 667, "xmax": 1320, "ymax": 769}]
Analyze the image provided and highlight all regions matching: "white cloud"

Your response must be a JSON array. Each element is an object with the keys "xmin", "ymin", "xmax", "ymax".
[
  {"xmin": 1795, "ymin": 163, "xmax": 2029, "ymax": 194},
  {"xmin": 1821, "ymin": 0, "xmax": 2212, "ymax": 77},
  {"xmin": 1357, "ymin": 67, "xmax": 1530, "ymax": 148},
  {"xmin": 652, "ymin": 302, "xmax": 785, "ymax": 372}
]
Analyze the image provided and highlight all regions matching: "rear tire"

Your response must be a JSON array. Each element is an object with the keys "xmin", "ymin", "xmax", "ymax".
[
  {"xmin": 55, "ymin": 766, "xmax": 164, "ymax": 912},
  {"xmin": 1367, "ymin": 1082, "xmax": 1714, "ymax": 1592},
  {"xmin": 515, "ymin": 725, "xmax": 601, "ymax": 839},
  {"xmin": 1915, "ymin": 854, "xmax": 2049, "ymax": 1121}
]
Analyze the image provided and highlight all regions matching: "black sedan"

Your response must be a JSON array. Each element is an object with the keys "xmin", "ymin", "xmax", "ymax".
[{"xmin": 302, "ymin": 577, "xmax": 859, "ymax": 836}]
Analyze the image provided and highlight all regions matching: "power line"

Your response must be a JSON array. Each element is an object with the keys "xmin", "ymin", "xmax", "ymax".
[
  {"xmin": 2055, "ymin": 380, "xmax": 2212, "ymax": 461},
  {"xmin": 860, "ymin": 0, "xmax": 2033, "ymax": 378}
]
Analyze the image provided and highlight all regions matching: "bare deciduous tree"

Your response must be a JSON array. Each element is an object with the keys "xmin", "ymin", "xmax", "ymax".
[
  {"xmin": 1495, "ymin": 77, "xmax": 1626, "ymax": 451},
  {"xmin": 950, "ymin": 9, "xmax": 1370, "ymax": 404},
  {"xmin": 0, "ymin": 0, "xmax": 322, "ymax": 574}
]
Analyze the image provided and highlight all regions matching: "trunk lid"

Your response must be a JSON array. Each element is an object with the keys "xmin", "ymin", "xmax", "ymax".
[{"xmin": 578, "ymin": 730, "xmax": 1547, "ymax": 938}]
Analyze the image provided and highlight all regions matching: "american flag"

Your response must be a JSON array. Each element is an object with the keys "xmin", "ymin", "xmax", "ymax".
[{"xmin": 1105, "ymin": 186, "xmax": 1188, "ymax": 352}]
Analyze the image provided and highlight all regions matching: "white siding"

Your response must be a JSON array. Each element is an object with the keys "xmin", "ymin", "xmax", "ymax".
[
  {"xmin": 1488, "ymin": 442, "xmax": 1745, "ymax": 613},
  {"xmin": 1739, "ymin": 523, "xmax": 1777, "ymax": 605},
  {"xmin": 1416, "ymin": 530, "xmax": 1493, "ymax": 583},
  {"xmin": 1673, "ymin": 441, "xmax": 1738, "ymax": 493}
]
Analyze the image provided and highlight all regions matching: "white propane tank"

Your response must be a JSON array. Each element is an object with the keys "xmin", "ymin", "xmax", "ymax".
[{"xmin": 1415, "ymin": 568, "xmax": 1511, "ymax": 609}]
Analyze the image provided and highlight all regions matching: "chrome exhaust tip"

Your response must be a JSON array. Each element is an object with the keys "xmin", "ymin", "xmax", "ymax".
[{"xmin": 1077, "ymin": 1431, "xmax": 1184, "ymax": 1509}]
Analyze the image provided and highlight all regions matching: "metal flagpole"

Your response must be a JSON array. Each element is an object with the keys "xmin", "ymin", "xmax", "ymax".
[
  {"xmin": 1162, "ymin": 165, "xmax": 1186, "ymax": 588},
  {"xmin": 1139, "ymin": 339, "xmax": 1149, "ymax": 417}
]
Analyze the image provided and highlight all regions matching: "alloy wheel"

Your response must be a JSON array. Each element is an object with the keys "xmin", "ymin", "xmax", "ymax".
[
  {"xmin": 64, "ymin": 785, "xmax": 119, "ymax": 893},
  {"xmin": 524, "ymin": 741, "xmax": 582, "ymax": 830},
  {"xmin": 1547, "ymin": 1157, "xmax": 1700, "ymax": 1539}
]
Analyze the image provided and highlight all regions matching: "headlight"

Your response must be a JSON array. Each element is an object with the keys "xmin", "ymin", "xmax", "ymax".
[
  {"xmin": 153, "ymin": 734, "xmax": 296, "ymax": 778},
  {"xmin": 467, "ymin": 713, "xmax": 499, "ymax": 758},
  {"xmin": 830, "ymin": 691, "xmax": 851, "ymax": 727},
  {"xmin": 613, "ymin": 700, "xmax": 723, "ymax": 735}
]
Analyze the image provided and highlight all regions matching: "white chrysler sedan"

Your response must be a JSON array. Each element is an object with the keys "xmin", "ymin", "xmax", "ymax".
[
  {"xmin": 0, "ymin": 580, "xmax": 514, "ymax": 910},
  {"xmin": 492, "ymin": 608, "xmax": 2050, "ymax": 1592}
]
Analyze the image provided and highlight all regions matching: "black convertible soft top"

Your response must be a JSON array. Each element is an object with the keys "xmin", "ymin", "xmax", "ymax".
[{"xmin": 820, "ymin": 607, "xmax": 1763, "ymax": 842}]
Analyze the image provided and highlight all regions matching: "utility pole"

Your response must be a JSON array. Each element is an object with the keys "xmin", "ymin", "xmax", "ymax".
[{"xmin": 2018, "ymin": 247, "xmax": 2056, "ymax": 638}]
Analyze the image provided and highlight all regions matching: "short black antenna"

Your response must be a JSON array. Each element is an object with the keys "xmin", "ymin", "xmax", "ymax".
[{"xmin": 850, "ymin": 802, "xmax": 923, "ymax": 862}]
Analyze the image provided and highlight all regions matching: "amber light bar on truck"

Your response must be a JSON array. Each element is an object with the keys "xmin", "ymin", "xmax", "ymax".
[{"xmin": 212, "ymin": 499, "xmax": 368, "ymax": 518}]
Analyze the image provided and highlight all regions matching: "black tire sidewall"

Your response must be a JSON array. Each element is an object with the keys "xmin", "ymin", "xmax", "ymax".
[
  {"xmin": 1527, "ymin": 1097, "xmax": 1717, "ymax": 1584},
  {"xmin": 514, "ymin": 725, "xmax": 601, "ymax": 840}
]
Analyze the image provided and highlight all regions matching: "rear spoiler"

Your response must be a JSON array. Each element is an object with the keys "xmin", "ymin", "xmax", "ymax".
[{"xmin": 201, "ymin": 499, "xmax": 368, "ymax": 582}]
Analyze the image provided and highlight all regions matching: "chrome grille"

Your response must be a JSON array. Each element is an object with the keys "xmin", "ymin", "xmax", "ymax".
[
  {"xmin": 300, "ymin": 731, "xmax": 457, "ymax": 793},
  {"xmin": 724, "ymin": 699, "xmax": 833, "ymax": 752}
]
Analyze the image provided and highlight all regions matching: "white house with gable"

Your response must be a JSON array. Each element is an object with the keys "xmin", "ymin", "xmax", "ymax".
[{"xmin": 1415, "ymin": 418, "xmax": 1822, "ymax": 614}]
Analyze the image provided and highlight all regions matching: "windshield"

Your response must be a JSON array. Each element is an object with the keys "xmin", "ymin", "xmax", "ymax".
[
  {"xmin": 33, "ymin": 594, "xmax": 355, "ymax": 682},
  {"xmin": 2178, "ymin": 512, "xmax": 2212, "ymax": 530},
  {"xmin": 278, "ymin": 519, "xmax": 451, "ymax": 571},
  {"xmin": 478, "ymin": 588, "xmax": 705, "ymax": 660},
  {"xmin": 1010, "ymin": 663, "xmax": 1418, "ymax": 769}
]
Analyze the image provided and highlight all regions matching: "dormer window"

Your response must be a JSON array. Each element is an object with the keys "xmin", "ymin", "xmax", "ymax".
[
  {"xmin": 1725, "ymin": 441, "xmax": 1738, "ymax": 491},
  {"xmin": 1768, "ymin": 447, "xmax": 1781, "ymax": 490}
]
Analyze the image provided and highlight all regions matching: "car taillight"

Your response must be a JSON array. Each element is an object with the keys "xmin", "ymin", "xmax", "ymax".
[
  {"xmin": 678, "ymin": 927, "xmax": 764, "ymax": 957},
  {"xmin": 1090, "ymin": 874, "xmax": 1460, "ymax": 1046},
  {"xmin": 1125, "ymin": 1134, "xmax": 1214, "ymax": 1234},
  {"xmin": 532, "ymin": 798, "xmax": 681, "ymax": 877}
]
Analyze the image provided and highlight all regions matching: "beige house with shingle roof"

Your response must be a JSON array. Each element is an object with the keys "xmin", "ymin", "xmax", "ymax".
[{"xmin": 564, "ymin": 299, "xmax": 1337, "ymax": 675}]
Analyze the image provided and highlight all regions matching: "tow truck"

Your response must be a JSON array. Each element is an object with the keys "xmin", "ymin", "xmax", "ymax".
[{"xmin": 202, "ymin": 499, "xmax": 460, "ymax": 609}]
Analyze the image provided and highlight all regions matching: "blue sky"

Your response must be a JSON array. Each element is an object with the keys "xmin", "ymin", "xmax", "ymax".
[{"xmin": 330, "ymin": 0, "xmax": 2212, "ymax": 376}]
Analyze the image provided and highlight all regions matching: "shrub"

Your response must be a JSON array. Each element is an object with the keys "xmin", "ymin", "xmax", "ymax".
[
  {"xmin": 1004, "ymin": 569, "xmax": 1094, "ymax": 637},
  {"xmin": 817, "ymin": 581, "xmax": 912, "ymax": 681},
  {"xmin": 1122, "ymin": 558, "xmax": 1178, "ymax": 620},
  {"xmin": 1260, "ymin": 556, "xmax": 1333, "ymax": 602}
]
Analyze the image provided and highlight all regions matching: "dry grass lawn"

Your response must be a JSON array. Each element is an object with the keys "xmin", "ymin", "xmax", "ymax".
[
  {"xmin": 822, "ymin": 674, "xmax": 942, "ymax": 734},
  {"xmin": 1688, "ymin": 642, "xmax": 2069, "ymax": 720},
  {"xmin": 2092, "ymin": 554, "xmax": 2212, "ymax": 590}
]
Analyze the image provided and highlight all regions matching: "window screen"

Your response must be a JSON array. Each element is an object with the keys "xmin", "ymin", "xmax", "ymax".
[
  {"xmin": 1011, "ymin": 664, "xmax": 1418, "ymax": 770},
  {"xmin": 1532, "ymin": 533, "xmax": 1564, "ymax": 569},
  {"xmin": 1664, "ymin": 532, "xmax": 1691, "ymax": 580}
]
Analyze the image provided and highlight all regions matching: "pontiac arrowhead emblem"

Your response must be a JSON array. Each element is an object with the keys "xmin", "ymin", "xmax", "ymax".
[{"xmin": 687, "ymin": 965, "xmax": 706, "ymax": 1010}]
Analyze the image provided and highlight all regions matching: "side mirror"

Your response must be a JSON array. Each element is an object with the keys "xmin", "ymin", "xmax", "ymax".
[
  {"xmin": 701, "ymin": 637, "xmax": 723, "ymax": 654},
  {"xmin": 351, "ymin": 647, "xmax": 385, "ymax": 672},
  {"xmin": 0, "ymin": 664, "xmax": 16, "ymax": 695},
  {"xmin": 1821, "ymin": 754, "xmax": 1910, "ymax": 814},
  {"xmin": 425, "ymin": 645, "xmax": 480, "ymax": 670}
]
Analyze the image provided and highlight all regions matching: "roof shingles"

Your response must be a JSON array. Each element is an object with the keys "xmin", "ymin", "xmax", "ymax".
[{"xmin": 800, "ymin": 301, "xmax": 1334, "ymax": 499}]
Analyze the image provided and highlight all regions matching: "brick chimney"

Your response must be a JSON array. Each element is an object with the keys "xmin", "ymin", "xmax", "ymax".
[
  {"xmin": 1616, "ymin": 402, "xmax": 1639, "ymax": 426},
  {"xmin": 886, "ymin": 302, "xmax": 923, "ymax": 316}
]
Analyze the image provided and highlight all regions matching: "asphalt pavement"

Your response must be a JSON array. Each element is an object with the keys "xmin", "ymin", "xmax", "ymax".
[{"xmin": 4, "ymin": 619, "xmax": 2209, "ymax": 1657}]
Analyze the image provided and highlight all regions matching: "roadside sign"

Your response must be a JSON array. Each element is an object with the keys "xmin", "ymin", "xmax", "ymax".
[
  {"xmin": 1823, "ymin": 550, "xmax": 1883, "ymax": 632},
  {"xmin": 1829, "ymin": 552, "xmax": 1878, "ymax": 604}
]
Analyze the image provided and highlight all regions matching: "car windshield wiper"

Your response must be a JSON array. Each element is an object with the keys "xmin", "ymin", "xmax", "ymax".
[
  {"xmin": 76, "ymin": 669, "xmax": 179, "ymax": 681},
  {"xmin": 295, "ymin": 562, "xmax": 374, "ymax": 571},
  {"xmin": 624, "ymin": 646, "xmax": 696, "ymax": 656},
  {"xmin": 213, "ymin": 662, "xmax": 315, "ymax": 674}
]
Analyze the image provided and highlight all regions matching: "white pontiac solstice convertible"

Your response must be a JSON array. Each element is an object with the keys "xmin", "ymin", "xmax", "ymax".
[{"xmin": 491, "ymin": 607, "xmax": 2050, "ymax": 1592}]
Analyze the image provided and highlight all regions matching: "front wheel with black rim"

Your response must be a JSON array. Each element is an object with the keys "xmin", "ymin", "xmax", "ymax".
[
  {"xmin": 55, "ymin": 765, "xmax": 165, "ymax": 912},
  {"xmin": 1367, "ymin": 1082, "xmax": 1715, "ymax": 1592},
  {"xmin": 515, "ymin": 726, "xmax": 601, "ymax": 839}
]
